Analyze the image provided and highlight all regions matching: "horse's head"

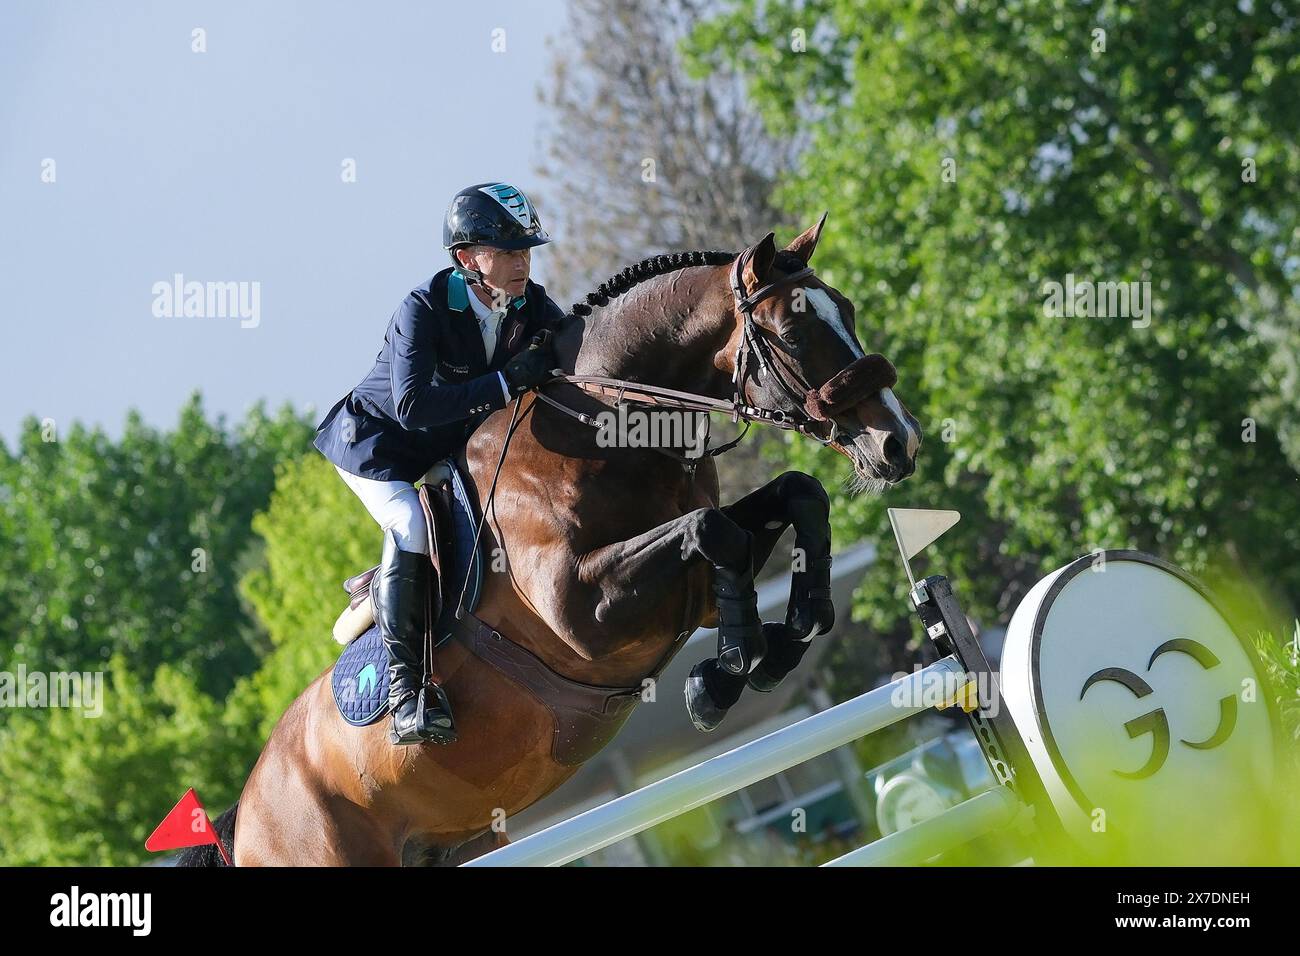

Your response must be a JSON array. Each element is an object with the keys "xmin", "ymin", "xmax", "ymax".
[{"xmin": 725, "ymin": 215, "xmax": 921, "ymax": 490}]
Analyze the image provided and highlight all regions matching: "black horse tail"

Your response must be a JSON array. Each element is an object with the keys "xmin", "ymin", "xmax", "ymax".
[{"xmin": 174, "ymin": 801, "xmax": 238, "ymax": 867}]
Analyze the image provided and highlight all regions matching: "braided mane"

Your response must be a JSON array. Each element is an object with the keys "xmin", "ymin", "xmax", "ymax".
[{"xmin": 564, "ymin": 248, "xmax": 812, "ymax": 320}]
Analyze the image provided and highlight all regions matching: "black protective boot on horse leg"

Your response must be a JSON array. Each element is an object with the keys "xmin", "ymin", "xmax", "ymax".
[
  {"xmin": 711, "ymin": 471, "xmax": 836, "ymax": 693},
  {"xmin": 684, "ymin": 521, "xmax": 766, "ymax": 732},
  {"xmin": 749, "ymin": 491, "xmax": 835, "ymax": 692},
  {"xmin": 746, "ymin": 552, "xmax": 834, "ymax": 692},
  {"xmin": 373, "ymin": 529, "xmax": 457, "ymax": 746},
  {"xmin": 714, "ymin": 563, "xmax": 765, "ymax": 678}
]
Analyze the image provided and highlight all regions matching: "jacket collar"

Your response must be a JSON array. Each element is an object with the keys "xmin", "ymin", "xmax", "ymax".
[{"xmin": 447, "ymin": 272, "xmax": 527, "ymax": 313}]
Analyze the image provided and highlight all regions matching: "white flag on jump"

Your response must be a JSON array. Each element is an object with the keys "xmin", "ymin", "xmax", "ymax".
[{"xmin": 887, "ymin": 508, "xmax": 961, "ymax": 561}]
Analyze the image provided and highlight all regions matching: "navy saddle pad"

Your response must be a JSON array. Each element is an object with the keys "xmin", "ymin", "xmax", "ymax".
[{"xmin": 331, "ymin": 459, "xmax": 485, "ymax": 727}]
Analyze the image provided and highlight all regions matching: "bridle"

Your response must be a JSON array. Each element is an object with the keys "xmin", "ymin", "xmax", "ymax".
[
  {"xmin": 726, "ymin": 246, "xmax": 837, "ymax": 444},
  {"xmin": 531, "ymin": 247, "xmax": 880, "ymax": 473}
]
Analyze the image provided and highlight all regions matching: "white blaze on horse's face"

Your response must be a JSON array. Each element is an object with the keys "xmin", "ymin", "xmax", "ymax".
[
  {"xmin": 879, "ymin": 387, "xmax": 920, "ymax": 458},
  {"xmin": 806, "ymin": 288, "xmax": 864, "ymax": 359},
  {"xmin": 804, "ymin": 286, "xmax": 921, "ymax": 471}
]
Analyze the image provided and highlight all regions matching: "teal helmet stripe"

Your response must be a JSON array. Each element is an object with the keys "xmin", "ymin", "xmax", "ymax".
[{"xmin": 478, "ymin": 183, "xmax": 537, "ymax": 230}]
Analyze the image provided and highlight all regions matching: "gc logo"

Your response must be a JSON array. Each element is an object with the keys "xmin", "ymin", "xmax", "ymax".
[{"xmin": 1081, "ymin": 638, "xmax": 1236, "ymax": 779}]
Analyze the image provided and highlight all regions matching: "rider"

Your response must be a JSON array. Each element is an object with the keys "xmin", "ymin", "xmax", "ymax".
[{"xmin": 313, "ymin": 182, "xmax": 562, "ymax": 745}]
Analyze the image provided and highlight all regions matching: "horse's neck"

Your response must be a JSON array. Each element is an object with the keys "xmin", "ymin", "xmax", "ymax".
[{"xmin": 565, "ymin": 270, "xmax": 734, "ymax": 397}]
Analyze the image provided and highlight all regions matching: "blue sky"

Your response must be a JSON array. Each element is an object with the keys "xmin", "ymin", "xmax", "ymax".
[{"xmin": 0, "ymin": 0, "xmax": 569, "ymax": 442}]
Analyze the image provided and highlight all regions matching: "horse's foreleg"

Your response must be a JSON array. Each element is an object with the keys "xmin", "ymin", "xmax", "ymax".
[
  {"xmin": 569, "ymin": 507, "xmax": 762, "ymax": 732},
  {"xmin": 720, "ymin": 471, "xmax": 834, "ymax": 692}
]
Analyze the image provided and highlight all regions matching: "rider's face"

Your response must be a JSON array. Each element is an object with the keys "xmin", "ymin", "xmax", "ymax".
[{"xmin": 464, "ymin": 246, "xmax": 531, "ymax": 303}]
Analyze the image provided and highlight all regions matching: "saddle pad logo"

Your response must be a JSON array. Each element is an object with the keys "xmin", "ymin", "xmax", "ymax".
[
  {"xmin": 356, "ymin": 663, "xmax": 378, "ymax": 697},
  {"xmin": 331, "ymin": 626, "xmax": 390, "ymax": 726}
]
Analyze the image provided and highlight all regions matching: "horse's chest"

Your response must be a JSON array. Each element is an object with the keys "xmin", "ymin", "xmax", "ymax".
[{"xmin": 414, "ymin": 643, "xmax": 625, "ymax": 808}]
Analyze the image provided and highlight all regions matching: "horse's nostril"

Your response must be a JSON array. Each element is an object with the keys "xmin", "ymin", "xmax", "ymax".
[{"xmin": 883, "ymin": 433, "xmax": 905, "ymax": 464}]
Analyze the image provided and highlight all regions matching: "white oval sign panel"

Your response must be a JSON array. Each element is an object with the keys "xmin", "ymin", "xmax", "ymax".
[{"xmin": 1001, "ymin": 551, "xmax": 1277, "ymax": 858}]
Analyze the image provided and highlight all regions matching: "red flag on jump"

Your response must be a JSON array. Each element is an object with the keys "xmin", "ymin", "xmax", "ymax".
[{"xmin": 145, "ymin": 787, "xmax": 233, "ymax": 866}]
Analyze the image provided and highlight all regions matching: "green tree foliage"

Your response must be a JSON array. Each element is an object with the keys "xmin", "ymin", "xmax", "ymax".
[
  {"xmin": 0, "ymin": 397, "xmax": 314, "ymax": 864},
  {"xmin": 0, "ymin": 395, "xmax": 314, "ymax": 696},
  {"xmin": 0, "ymin": 656, "xmax": 249, "ymax": 866},
  {"xmin": 686, "ymin": 0, "xmax": 1300, "ymax": 642}
]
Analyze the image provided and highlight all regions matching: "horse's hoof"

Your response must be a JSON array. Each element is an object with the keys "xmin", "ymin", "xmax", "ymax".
[
  {"xmin": 747, "ymin": 623, "xmax": 806, "ymax": 693},
  {"xmin": 684, "ymin": 664, "xmax": 727, "ymax": 732},
  {"xmin": 789, "ymin": 598, "xmax": 835, "ymax": 641}
]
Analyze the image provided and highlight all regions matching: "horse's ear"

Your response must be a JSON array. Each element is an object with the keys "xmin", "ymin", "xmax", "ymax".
[
  {"xmin": 783, "ymin": 212, "xmax": 828, "ymax": 265},
  {"xmin": 742, "ymin": 232, "xmax": 777, "ymax": 292}
]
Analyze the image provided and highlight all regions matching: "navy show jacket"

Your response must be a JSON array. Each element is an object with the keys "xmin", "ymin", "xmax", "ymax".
[{"xmin": 314, "ymin": 268, "xmax": 565, "ymax": 482}]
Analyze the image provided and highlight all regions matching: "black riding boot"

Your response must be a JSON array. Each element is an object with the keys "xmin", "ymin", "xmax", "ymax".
[{"xmin": 372, "ymin": 530, "xmax": 457, "ymax": 746}]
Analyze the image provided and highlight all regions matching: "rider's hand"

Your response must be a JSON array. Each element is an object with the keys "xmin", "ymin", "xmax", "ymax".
[{"xmin": 502, "ymin": 340, "xmax": 556, "ymax": 395}]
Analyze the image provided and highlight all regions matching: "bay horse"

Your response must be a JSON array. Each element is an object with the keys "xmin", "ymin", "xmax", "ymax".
[{"xmin": 185, "ymin": 215, "xmax": 921, "ymax": 866}]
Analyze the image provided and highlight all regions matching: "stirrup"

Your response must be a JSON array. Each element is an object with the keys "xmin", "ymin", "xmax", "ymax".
[
  {"xmin": 420, "ymin": 683, "xmax": 457, "ymax": 740},
  {"xmin": 389, "ymin": 686, "xmax": 458, "ymax": 746}
]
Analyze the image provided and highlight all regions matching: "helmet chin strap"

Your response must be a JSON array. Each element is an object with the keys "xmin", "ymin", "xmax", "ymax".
[
  {"xmin": 475, "ymin": 278, "xmax": 513, "ymax": 310},
  {"xmin": 451, "ymin": 248, "xmax": 485, "ymax": 285},
  {"xmin": 452, "ymin": 247, "xmax": 527, "ymax": 309},
  {"xmin": 466, "ymin": 273, "xmax": 524, "ymax": 313}
]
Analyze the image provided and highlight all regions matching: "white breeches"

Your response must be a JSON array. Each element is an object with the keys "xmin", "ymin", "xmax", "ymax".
[{"xmin": 335, "ymin": 465, "xmax": 430, "ymax": 555}]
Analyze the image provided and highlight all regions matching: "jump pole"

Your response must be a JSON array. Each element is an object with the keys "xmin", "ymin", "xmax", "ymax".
[{"xmin": 465, "ymin": 656, "xmax": 969, "ymax": 867}]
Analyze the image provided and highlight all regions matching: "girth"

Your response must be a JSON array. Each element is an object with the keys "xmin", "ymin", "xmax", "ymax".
[{"xmin": 449, "ymin": 608, "xmax": 689, "ymax": 766}]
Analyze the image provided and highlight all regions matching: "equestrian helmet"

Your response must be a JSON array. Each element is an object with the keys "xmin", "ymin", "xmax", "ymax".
[{"xmin": 444, "ymin": 183, "xmax": 551, "ymax": 278}]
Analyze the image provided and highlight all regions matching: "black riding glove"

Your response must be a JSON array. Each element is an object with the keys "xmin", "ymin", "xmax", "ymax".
[{"xmin": 502, "ymin": 341, "xmax": 556, "ymax": 395}]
